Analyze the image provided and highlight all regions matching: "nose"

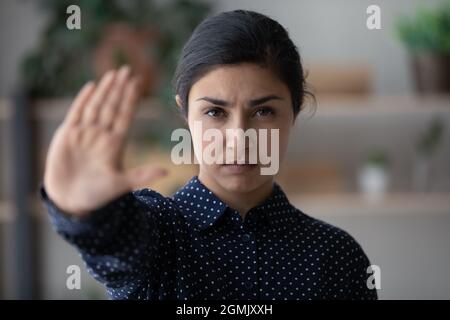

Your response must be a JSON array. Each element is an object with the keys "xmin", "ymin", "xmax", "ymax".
[
  {"xmin": 225, "ymin": 111, "xmax": 247, "ymax": 145},
  {"xmin": 224, "ymin": 113, "xmax": 256, "ymax": 163}
]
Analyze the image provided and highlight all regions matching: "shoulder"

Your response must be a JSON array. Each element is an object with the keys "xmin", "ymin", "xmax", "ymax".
[
  {"xmin": 294, "ymin": 209, "xmax": 377, "ymax": 298},
  {"xmin": 132, "ymin": 187, "xmax": 170, "ymax": 205},
  {"xmin": 131, "ymin": 187, "xmax": 180, "ymax": 221},
  {"xmin": 294, "ymin": 208, "xmax": 370, "ymax": 260}
]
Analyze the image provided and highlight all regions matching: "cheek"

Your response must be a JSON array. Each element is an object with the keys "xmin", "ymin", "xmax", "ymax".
[
  {"xmin": 264, "ymin": 116, "xmax": 292, "ymax": 160},
  {"xmin": 187, "ymin": 116, "xmax": 202, "ymax": 163},
  {"xmin": 188, "ymin": 117, "xmax": 225, "ymax": 166},
  {"xmin": 265, "ymin": 120, "xmax": 291, "ymax": 163}
]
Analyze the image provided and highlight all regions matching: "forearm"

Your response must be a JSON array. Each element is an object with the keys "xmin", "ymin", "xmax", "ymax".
[{"xmin": 39, "ymin": 183, "xmax": 160, "ymax": 286}]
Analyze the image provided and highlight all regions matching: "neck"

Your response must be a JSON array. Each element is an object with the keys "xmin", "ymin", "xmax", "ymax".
[{"xmin": 198, "ymin": 172, "xmax": 274, "ymax": 220}]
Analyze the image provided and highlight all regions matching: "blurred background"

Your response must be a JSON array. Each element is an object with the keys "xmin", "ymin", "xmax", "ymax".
[{"xmin": 1, "ymin": 0, "xmax": 450, "ymax": 299}]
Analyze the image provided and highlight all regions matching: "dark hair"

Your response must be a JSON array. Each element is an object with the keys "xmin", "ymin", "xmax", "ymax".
[{"xmin": 173, "ymin": 9, "xmax": 314, "ymax": 118}]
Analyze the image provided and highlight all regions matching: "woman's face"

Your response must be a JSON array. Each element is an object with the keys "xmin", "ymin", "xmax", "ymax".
[{"xmin": 178, "ymin": 63, "xmax": 294, "ymax": 194}]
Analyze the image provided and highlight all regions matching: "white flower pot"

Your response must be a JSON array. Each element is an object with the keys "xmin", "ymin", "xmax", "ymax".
[{"xmin": 358, "ymin": 165, "xmax": 389, "ymax": 202}]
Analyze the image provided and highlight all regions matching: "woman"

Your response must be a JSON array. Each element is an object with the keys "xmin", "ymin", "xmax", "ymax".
[{"xmin": 40, "ymin": 10, "xmax": 377, "ymax": 300}]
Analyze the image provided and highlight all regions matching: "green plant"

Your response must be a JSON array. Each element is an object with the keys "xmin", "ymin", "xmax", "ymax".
[
  {"xmin": 417, "ymin": 117, "xmax": 445, "ymax": 156},
  {"xmin": 365, "ymin": 149, "xmax": 390, "ymax": 168},
  {"xmin": 20, "ymin": 0, "xmax": 211, "ymax": 100},
  {"xmin": 20, "ymin": 0, "xmax": 210, "ymax": 149},
  {"xmin": 394, "ymin": 1, "xmax": 450, "ymax": 55}
]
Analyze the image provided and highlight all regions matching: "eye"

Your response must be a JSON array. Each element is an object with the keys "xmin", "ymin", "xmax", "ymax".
[
  {"xmin": 254, "ymin": 107, "xmax": 275, "ymax": 117},
  {"xmin": 205, "ymin": 107, "xmax": 226, "ymax": 118}
]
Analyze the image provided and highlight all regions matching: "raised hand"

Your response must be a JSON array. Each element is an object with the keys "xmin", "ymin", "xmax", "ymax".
[{"xmin": 43, "ymin": 66, "xmax": 167, "ymax": 217}]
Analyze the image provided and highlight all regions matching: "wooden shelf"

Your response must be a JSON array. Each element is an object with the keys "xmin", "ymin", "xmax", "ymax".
[
  {"xmin": 1, "ymin": 95, "xmax": 450, "ymax": 122},
  {"xmin": 0, "ymin": 200, "xmax": 14, "ymax": 223},
  {"xmin": 0, "ymin": 97, "xmax": 164, "ymax": 122},
  {"xmin": 0, "ymin": 99, "xmax": 12, "ymax": 120},
  {"xmin": 299, "ymin": 94, "xmax": 450, "ymax": 118},
  {"xmin": 290, "ymin": 192, "xmax": 450, "ymax": 217}
]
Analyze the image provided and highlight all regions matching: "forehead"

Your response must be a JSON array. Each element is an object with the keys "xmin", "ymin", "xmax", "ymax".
[{"xmin": 189, "ymin": 63, "xmax": 290, "ymax": 101}]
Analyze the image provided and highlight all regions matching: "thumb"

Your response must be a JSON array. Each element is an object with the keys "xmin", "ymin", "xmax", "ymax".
[{"xmin": 125, "ymin": 165, "xmax": 168, "ymax": 189}]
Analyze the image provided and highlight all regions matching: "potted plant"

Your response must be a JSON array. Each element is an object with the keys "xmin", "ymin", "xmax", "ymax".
[
  {"xmin": 413, "ymin": 117, "xmax": 445, "ymax": 192},
  {"xmin": 20, "ymin": 0, "xmax": 210, "ymax": 147},
  {"xmin": 394, "ymin": 1, "xmax": 450, "ymax": 93},
  {"xmin": 358, "ymin": 149, "xmax": 390, "ymax": 202}
]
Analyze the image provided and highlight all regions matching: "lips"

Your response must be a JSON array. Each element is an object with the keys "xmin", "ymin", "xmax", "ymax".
[{"xmin": 220, "ymin": 163, "xmax": 258, "ymax": 173}]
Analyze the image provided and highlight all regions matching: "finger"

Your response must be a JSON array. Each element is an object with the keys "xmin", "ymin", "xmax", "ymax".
[
  {"xmin": 125, "ymin": 166, "xmax": 168, "ymax": 190},
  {"xmin": 99, "ymin": 65, "xmax": 130, "ymax": 130},
  {"xmin": 64, "ymin": 81, "xmax": 96, "ymax": 127},
  {"xmin": 82, "ymin": 70, "xmax": 116, "ymax": 125},
  {"xmin": 112, "ymin": 77, "xmax": 141, "ymax": 135}
]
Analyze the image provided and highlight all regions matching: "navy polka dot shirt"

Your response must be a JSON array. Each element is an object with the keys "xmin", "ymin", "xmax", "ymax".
[{"xmin": 39, "ymin": 176, "xmax": 377, "ymax": 300}]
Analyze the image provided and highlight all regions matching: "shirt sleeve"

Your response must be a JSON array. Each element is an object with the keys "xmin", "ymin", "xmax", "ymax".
[
  {"xmin": 38, "ymin": 182, "xmax": 164, "ymax": 293},
  {"xmin": 346, "ymin": 241, "xmax": 379, "ymax": 300}
]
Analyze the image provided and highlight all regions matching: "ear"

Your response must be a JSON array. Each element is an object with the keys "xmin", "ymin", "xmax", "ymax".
[
  {"xmin": 175, "ymin": 94, "xmax": 183, "ymax": 109},
  {"xmin": 175, "ymin": 94, "xmax": 188, "ymax": 124}
]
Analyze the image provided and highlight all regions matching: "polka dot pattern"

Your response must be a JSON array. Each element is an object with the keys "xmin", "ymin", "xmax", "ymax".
[{"xmin": 39, "ymin": 176, "xmax": 377, "ymax": 300}]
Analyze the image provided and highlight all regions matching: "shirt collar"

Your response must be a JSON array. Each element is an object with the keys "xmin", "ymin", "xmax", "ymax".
[
  {"xmin": 171, "ymin": 176, "xmax": 295, "ymax": 231},
  {"xmin": 172, "ymin": 176, "xmax": 228, "ymax": 231}
]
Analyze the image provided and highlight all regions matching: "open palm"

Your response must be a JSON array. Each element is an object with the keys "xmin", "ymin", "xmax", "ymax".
[{"xmin": 43, "ymin": 66, "xmax": 167, "ymax": 216}]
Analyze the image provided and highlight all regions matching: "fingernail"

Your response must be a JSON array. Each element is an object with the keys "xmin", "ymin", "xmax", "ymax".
[
  {"xmin": 105, "ymin": 70, "xmax": 115, "ymax": 79},
  {"xmin": 121, "ymin": 65, "xmax": 130, "ymax": 72}
]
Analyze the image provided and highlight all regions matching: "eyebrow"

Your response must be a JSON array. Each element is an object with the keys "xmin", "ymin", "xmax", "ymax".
[{"xmin": 195, "ymin": 95, "xmax": 283, "ymax": 107}]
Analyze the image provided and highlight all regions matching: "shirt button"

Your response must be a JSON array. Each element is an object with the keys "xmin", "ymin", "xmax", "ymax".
[{"xmin": 242, "ymin": 233, "xmax": 251, "ymax": 242}]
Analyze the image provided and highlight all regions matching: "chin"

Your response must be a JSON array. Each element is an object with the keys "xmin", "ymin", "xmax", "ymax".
[{"xmin": 217, "ymin": 170, "xmax": 271, "ymax": 194}]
